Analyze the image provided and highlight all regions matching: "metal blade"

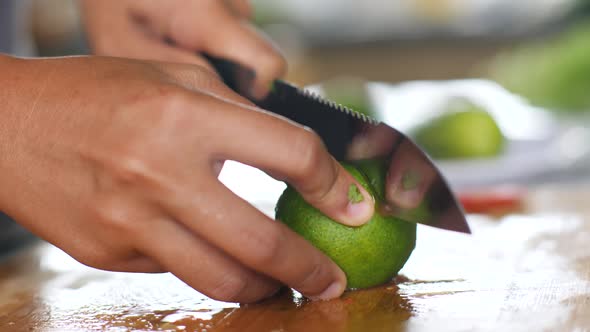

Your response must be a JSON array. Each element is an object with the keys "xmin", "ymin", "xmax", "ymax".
[{"xmin": 206, "ymin": 55, "xmax": 470, "ymax": 233}]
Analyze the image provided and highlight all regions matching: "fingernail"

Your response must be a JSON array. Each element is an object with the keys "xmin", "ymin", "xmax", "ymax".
[
  {"xmin": 348, "ymin": 183, "xmax": 364, "ymax": 203},
  {"xmin": 345, "ymin": 184, "xmax": 374, "ymax": 225},
  {"xmin": 311, "ymin": 281, "xmax": 345, "ymax": 301}
]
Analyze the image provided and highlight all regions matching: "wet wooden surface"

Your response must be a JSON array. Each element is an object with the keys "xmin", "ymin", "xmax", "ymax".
[{"xmin": 1, "ymin": 185, "xmax": 589, "ymax": 332}]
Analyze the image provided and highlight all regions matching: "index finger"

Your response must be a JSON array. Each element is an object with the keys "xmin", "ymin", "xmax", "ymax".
[
  {"xmin": 199, "ymin": 94, "xmax": 375, "ymax": 227},
  {"xmin": 173, "ymin": 1, "xmax": 286, "ymax": 99}
]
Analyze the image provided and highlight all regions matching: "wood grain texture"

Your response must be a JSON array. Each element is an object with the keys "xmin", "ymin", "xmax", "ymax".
[{"xmin": 0, "ymin": 185, "xmax": 589, "ymax": 332}]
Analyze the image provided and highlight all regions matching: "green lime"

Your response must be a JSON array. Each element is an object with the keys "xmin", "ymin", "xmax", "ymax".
[
  {"xmin": 413, "ymin": 99, "xmax": 505, "ymax": 159},
  {"xmin": 275, "ymin": 163, "xmax": 416, "ymax": 289}
]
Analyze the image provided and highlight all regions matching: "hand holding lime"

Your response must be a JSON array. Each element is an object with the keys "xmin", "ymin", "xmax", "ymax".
[{"xmin": 276, "ymin": 163, "xmax": 416, "ymax": 290}]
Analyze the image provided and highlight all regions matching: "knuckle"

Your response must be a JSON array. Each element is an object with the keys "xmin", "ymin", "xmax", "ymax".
[
  {"xmin": 87, "ymin": 86, "xmax": 188, "ymax": 196},
  {"xmin": 110, "ymin": 150, "xmax": 158, "ymax": 187},
  {"xmin": 245, "ymin": 226, "xmax": 284, "ymax": 267},
  {"xmin": 72, "ymin": 246, "xmax": 118, "ymax": 271},
  {"xmin": 155, "ymin": 88, "xmax": 205, "ymax": 133},
  {"xmin": 206, "ymin": 275, "xmax": 249, "ymax": 302},
  {"xmin": 152, "ymin": 86, "xmax": 191, "ymax": 113},
  {"xmin": 89, "ymin": 197, "xmax": 135, "ymax": 234},
  {"xmin": 310, "ymin": 162, "xmax": 340, "ymax": 205},
  {"xmin": 289, "ymin": 129, "xmax": 341, "ymax": 205},
  {"xmin": 86, "ymin": 192, "xmax": 146, "ymax": 236},
  {"xmin": 291, "ymin": 130, "xmax": 325, "ymax": 181},
  {"xmin": 115, "ymin": 152, "xmax": 149, "ymax": 183},
  {"xmin": 293, "ymin": 260, "xmax": 326, "ymax": 292},
  {"xmin": 65, "ymin": 233, "xmax": 142, "ymax": 272},
  {"xmin": 100, "ymin": 138, "xmax": 169, "ymax": 190},
  {"xmin": 161, "ymin": 64, "xmax": 219, "ymax": 93},
  {"xmin": 186, "ymin": 69, "xmax": 229, "ymax": 94},
  {"xmin": 124, "ymin": 83, "xmax": 187, "ymax": 114}
]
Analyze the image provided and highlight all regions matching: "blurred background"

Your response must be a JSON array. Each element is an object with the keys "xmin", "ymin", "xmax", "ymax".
[
  {"xmin": 24, "ymin": 0, "xmax": 587, "ymax": 82},
  {"xmin": 10, "ymin": 0, "xmax": 590, "ymax": 207}
]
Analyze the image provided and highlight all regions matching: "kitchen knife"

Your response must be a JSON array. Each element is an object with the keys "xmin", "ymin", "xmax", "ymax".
[{"xmin": 205, "ymin": 55, "xmax": 470, "ymax": 234}]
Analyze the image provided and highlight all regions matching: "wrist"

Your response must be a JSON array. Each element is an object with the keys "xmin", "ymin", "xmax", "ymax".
[
  {"xmin": 0, "ymin": 53, "xmax": 19, "ymax": 74},
  {"xmin": 0, "ymin": 54, "xmax": 41, "ymax": 215},
  {"xmin": 0, "ymin": 53, "xmax": 26, "ymax": 155}
]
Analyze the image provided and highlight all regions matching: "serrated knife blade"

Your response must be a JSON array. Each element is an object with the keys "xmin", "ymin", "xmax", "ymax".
[{"xmin": 205, "ymin": 55, "xmax": 470, "ymax": 234}]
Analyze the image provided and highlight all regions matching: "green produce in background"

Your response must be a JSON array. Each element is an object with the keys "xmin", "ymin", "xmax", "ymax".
[
  {"xmin": 489, "ymin": 20, "xmax": 590, "ymax": 113},
  {"xmin": 412, "ymin": 99, "xmax": 505, "ymax": 160},
  {"xmin": 275, "ymin": 163, "xmax": 416, "ymax": 290}
]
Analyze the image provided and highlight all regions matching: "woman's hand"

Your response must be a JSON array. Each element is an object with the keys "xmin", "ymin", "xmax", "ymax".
[
  {"xmin": 80, "ymin": 0, "xmax": 285, "ymax": 99},
  {"xmin": 0, "ymin": 55, "xmax": 373, "ymax": 303}
]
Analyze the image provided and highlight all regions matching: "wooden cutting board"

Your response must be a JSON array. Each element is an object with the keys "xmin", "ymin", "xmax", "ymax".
[{"xmin": 0, "ymin": 185, "xmax": 589, "ymax": 332}]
